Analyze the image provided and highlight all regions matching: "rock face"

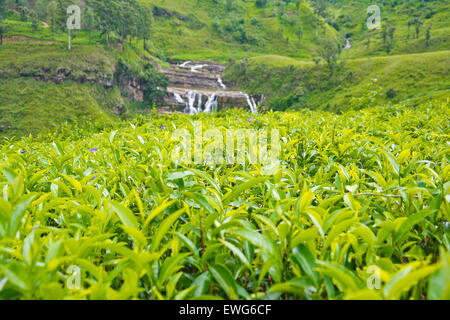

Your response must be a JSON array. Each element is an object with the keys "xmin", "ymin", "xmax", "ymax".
[
  {"xmin": 10, "ymin": 65, "xmax": 143, "ymax": 113},
  {"xmin": 4, "ymin": 56, "xmax": 259, "ymax": 114},
  {"xmin": 162, "ymin": 60, "xmax": 259, "ymax": 113},
  {"xmin": 166, "ymin": 87, "xmax": 252, "ymax": 112}
]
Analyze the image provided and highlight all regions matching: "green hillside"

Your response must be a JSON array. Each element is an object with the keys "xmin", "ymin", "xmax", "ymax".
[
  {"xmin": 0, "ymin": 41, "xmax": 156, "ymax": 137},
  {"xmin": 145, "ymin": 0, "xmax": 450, "ymax": 60},
  {"xmin": 225, "ymin": 50, "xmax": 450, "ymax": 110},
  {"xmin": 0, "ymin": 0, "xmax": 449, "ymax": 137},
  {"xmin": 0, "ymin": 0, "xmax": 449, "ymax": 302}
]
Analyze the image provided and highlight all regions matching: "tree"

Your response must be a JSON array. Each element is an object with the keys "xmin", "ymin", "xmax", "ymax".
[
  {"xmin": 87, "ymin": 0, "xmax": 118, "ymax": 46},
  {"xmin": 311, "ymin": 0, "xmax": 328, "ymax": 18},
  {"xmin": 47, "ymin": 0, "xmax": 58, "ymax": 36},
  {"xmin": 413, "ymin": 17, "xmax": 423, "ymax": 39},
  {"xmin": 35, "ymin": 0, "xmax": 49, "ymax": 19},
  {"xmin": 386, "ymin": 26, "xmax": 396, "ymax": 54},
  {"xmin": 0, "ymin": 0, "xmax": 7, "ymax": 45},
  {"xmin": 315, "ymin": 37, "xmax": 340, "ymax": 76},
  {"xmin": 116, "ymin": 0, "xmax": 138, "ymax": 50},
  {"xmin": 136, "ymin": 3, "xmax": 153, "ymax": 51},
  {"xmin": 83, "ymin": 6, "xmax": 96, "ymax": 41},
  {"xmin": 142, "ymin": 66, "xmax": 170, "ymax": 107},
  {"xmin": 30, "ymin": 9, "xmax": 39, "ymax": 32},
  {"xmin": 426, "ymin": 27, "xmax": 431, "ymax": 47}
]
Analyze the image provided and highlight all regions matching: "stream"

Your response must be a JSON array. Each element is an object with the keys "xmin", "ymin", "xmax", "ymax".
[{"xmin": 162, "ymin": 61, "xmax": 260, "ymax": 114}]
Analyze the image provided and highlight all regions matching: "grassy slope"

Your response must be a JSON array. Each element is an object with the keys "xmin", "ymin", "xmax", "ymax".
[
  {"xmin": 329, "ymin": 0, "xmax": 450, "ymax": 58},
  {"xmin": 146, "ymin": 0, "xmax": 449, "ymax": 108},
  {"xmin": 0, "ymin": 0, "xmax": 448, "ymax": 137},
  {"xmin": 0, "ymin": 19, "xmax": 168, "ymax": 138},
  {"xmin": 0, "ymin": 78, "xmax": 116, "ymax": 138},
  {"xmin": 0, "ymin": 42, "xmax": 116, "ymax": 76},
  {"xmin": 144, "ymin": 0, "xmax": 450, "ymax": 61},
  {"xmin": 225, "ymin": 50, "xmax": 450, "ymax": 110},
  {"xmin": 0, "ymin": 41, "xmax": 121, "ymax": 137},
  {"xmin": 145, "ymin": 0, "xmax": 337, "ymax": 61}
]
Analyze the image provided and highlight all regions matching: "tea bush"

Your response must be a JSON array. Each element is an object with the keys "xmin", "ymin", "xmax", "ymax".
[{"xmin": 0, "ymin": 100, "xmax": 449, "ymax": 300}]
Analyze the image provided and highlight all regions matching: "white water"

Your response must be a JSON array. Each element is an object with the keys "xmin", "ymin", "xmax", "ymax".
[
  {"xmin": 173, "ymin": 61, "xmax": 258, "ymax": 114},
  {"xmin": 344, "ymin": 39, "xmax": 352, "ymax": 50},
  {"xmin": 179, "ymin": 61, "xmax": 208, "ymax": 73},
  {"xmin": 183, "ymin": 90, "xmax": 219, "ymax": 114},
  {"xmin": 197, "ymin": 92, "xmax": 203, "ymax": 110},
  {"xmin": 204, "ymin": 93, "xmax": 218, "ymax": 113},
  {"xmin": 245, "ymin": 93, "xmax": 258, "ymax": 114},
  {"xmin": 186, "ymin": 91, "xmax": 198, "ymax": 115},
  {"xmin": 179, "ymin": 61, "xmax": 191, "ymax": 68},
  {"xmin": 217, "ymin": 77, "xmax": 226, "ymax": 89},
  {"xmin": 190, "ymin": 64, "xmax": 208, "ymax": 73},
  {"xmin": 174, "ymin": 93, "xmax": 185, "ymax": 104},
  {"xmin": 182, "ymin": 90, "xmax": 258, "ymax": 114}
]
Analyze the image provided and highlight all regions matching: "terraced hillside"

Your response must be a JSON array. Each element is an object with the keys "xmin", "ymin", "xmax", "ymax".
[
  {"xmin": 161, "ymin": 60, "xmax": 259, "ymax": 113},
  {"xmin": 0, "ymin": 0, "xmax": 449, "ymax": 137}
]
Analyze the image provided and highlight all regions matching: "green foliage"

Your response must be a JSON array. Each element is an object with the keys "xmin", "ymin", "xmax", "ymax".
[
  {"xmin": 225, "ymin": 51, "xmax": 450, "ymax": 111},
  {"xmin": 0, "ymin": 100, "xmax": 448, "ymax": 300},
  {"xmin": 0, "ymin": 40, "xmax": 169, "ymax": 137}
]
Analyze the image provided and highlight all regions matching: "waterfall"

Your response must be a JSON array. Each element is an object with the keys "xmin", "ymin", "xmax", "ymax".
[
  {"xmin": 179, "ymin": 61, "xmax": 191, "ymax": 68},
  {"xmin": 174, "ymin": 93, "xmax": 185, "ymax": 104},
  {"xmin": 197, "ymin": 93, "xmax": 203, "ymax": 111},
  {"xmin": 245, "ymin": 94, "xmax": 258, "ymax": 113},
  {"xmin": 190, "ymin": 64, "xmax": 208, "ymax": 73},
  {"xmin": 182, "ymin": 90, "xmax": 219, "ymax": 114},
  {"xmin": 217, "ymin": 77, "xmax": 226, "ymax": 89},
  {"xmin": 186, "ymin": 91, "xmax": 198, "ymax": 115},
  {"xmin": 204, "ymin": 93, "xmax": 218, "ymax": 113},
  {"xmin": 344, "ymin": 39, "xmax": 352, "ymax": 50},
  {"xmin": 178, "ymin": 61, "xmax": 208, "ymax": 73}
]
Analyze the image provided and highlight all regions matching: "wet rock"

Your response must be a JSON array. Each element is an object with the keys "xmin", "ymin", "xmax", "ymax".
[
  {"xmin": 75, "ymin": 75, "xmax": 86, "ymax": 84},
  {"xmin": 56, "ymin": 68, "xmax": 70, "ymax": 76},
  {"xmin": 52, "ymin": 75, "xmax": 64, "ymax": 84},
  {"xmin": 112, "ymin": 104, "xmax": 126, "ymax": 115},
  {"xmin": 86, "ymin": 76, "xmax": 96, "ymax": 83},
  {"xmin": 98, "ymin": 74, "xmax": 114, "ymax": 88},
  {"xmin": 163, "ymin": 61, "xmax": 257, "ymax": 113},
  {"xmin": 84, "ymin": 67, "xmax": 99, "ymax": 74}
]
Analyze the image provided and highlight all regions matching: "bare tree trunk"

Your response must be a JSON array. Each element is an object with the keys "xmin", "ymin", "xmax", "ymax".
[
  {"xmin": 68, "ymin": 29, "xmax": 71, "ymax": 51},
  {"xmin": 121, "ymin": 28, "xmax": 125, "ymax": 51}
]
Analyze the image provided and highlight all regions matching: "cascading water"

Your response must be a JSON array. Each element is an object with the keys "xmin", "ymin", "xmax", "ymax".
[
  {"xmin": 217, "ymin": 77, "xmax": 226, "ymax": 89},
  {"xmin": 344, "ymin": 38, "xmax": 352, "ymax": 50},
  {"xmin": 197, "ymin": 93, "xmax": 203, "ymax": 111},
  {"xmin": 190, "ymin": 64, "xmax": 208, "ymax": 73},
  {"xmin": 183, "ymin": 91, "xmax": 219, "ymax": 114},
  {"xmin": 174, "ymin": 93, "xmax": 185, "ymax": 104},
  {"xmin": 178, "ymin": 61, "xmax": 208, "ymax": 73},
  {"xmin": 186, "ymin": 91, "xmax": 198, "ymax": 115},
  {"xmin": 168, "ymin": 61, "xmax": 259, "ymax": 115},
  {"xmin": 179, "ymin": 61, "xmax": 192, "ymax": 68},
  {"xmin": 204, "ymin": 93, "xmax": 218, "ymax": 113},
  {"xmin": 245, "ymin": 94, "xmax": 258, "ymax": 114}
]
